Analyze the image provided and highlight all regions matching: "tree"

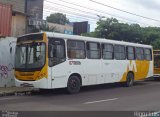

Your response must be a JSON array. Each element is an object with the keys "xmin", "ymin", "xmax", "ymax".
[
  {"xmin": 95, "ymin": 18, "xmax": 118, "ymax": 38},
  {"xmin": 84, "ymin": 17, "xmax": 160, "ymax": 49},
  {"xmin": 82, "ymin": 32, "xmax": 98, "ymax": 37},
  {"xmin": 46, "ymin": 13, "xmax": 69, "ymax": 25}
]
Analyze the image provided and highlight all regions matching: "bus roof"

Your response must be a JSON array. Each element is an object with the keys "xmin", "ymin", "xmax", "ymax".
[
  {"xmin": 19, "ymin": 32, "xmax": 152, "ymax": 48},
  {"xmin": 45, "ymin": 32, "xmax": 152, "ymax": 48}
]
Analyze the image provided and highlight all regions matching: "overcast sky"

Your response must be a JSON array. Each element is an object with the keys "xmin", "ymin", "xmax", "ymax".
[{"xmin": 43, "ymin": 0, "xmax": 160, "ymax": 31}]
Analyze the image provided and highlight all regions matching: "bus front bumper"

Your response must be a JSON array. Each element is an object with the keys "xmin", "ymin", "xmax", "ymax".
[{"xmin": 15, "ymin": 78, "xmax": 50, "ymax": 89}]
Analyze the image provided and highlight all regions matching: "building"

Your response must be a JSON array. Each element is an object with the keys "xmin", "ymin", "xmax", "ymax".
[
  {"xmin": 26, "ymin": 0, "xmax": 44, "ymax": 33},
  {"xmin": 72, "ymin": 21, "xmax": 90, "ymax": 35},
  {"xmin": 0, "ymin": 0, "xmax": 26, "ymax": 37},
  {"xmin": 48, "ymin": 23, "xmax": 73, "ymax": 35},
  {"xmin": 0, "ymin": 3, "xmax": 12, "ymax": 37},
  {"xmin": 0, "ymin": 0, "xmax": 44, "ymax": 37}
]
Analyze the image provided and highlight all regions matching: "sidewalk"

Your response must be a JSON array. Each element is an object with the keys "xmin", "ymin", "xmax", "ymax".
[{"xmin": 0, "ymin": 87, "xmax": 36, "ymax": 97}]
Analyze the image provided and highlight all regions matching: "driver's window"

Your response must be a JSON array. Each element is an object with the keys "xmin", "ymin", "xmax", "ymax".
[{"xmin": 48, "ymin": 38, "xmax": 66, "ymax": 67}]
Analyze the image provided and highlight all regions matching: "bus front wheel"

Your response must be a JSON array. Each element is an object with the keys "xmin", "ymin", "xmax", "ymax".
[
  {"xmin": 67, "ymin": 75, "xmax": 81, "ymax": 94},
  {"xmin": 126, "ymin": 72, "xmax": 134, "ymax": 87}
]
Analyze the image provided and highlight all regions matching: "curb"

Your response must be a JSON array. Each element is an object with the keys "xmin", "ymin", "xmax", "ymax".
[
  {"xmin": 0, "ymin": 90, "xmax": 36, "ymax": 97},
  {"xmin": 0, "ymin": 91, "xmax": 16, "ymax": 97}
]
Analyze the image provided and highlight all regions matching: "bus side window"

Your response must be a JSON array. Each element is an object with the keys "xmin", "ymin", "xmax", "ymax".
[
  {"xmin": 48, "ymin": 38, "xmax": 66, "ymax": 67},
  {"xmin": 102, "ymin": 43, "xmax": 113, "ymax": 60},
  {"xmin": 127, "ymin": 46, "xmax": 135, "ymax": 60},
  {"xmin": 86, "ymin": 42, "xmax": 101, "ymax": 59},
  {"xmin": 114, "ymin": 45, "xmax": 126, "ymax": 60},
  {"xmin": 67, "ymin": 40, "xmax": 85, "ymax": 59},
  {"xmin": 144, "ymin": 48, "xmax": 152, "ymax": 61},
  {"xmin": 136, "ymin": 47, "xmax": 144, "ymax": 60}
]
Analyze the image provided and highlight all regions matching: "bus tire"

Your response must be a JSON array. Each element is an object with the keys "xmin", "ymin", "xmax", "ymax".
[
  {"xmin": 67, "ymin": 75, "xmax": 81, "ymax": 94},
  {"xmin": 126, "ymin": 72, "xmax": 134, "ymax": 87}
]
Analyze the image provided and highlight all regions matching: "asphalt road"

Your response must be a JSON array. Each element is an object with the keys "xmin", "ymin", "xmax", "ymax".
[{"xmin": 1, "ymin": 79, "xmax": 160, "ymax": 112}]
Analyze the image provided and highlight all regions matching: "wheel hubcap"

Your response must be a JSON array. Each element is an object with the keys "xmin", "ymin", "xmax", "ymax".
[{"xmin": 69, "ymin": 79, "xmax": 77, "ymax": 89}]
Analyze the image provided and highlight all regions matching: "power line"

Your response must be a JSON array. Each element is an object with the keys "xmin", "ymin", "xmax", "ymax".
[
  {"xmin": 47, "ymin": 0, "xmax": 150, "ymax": 26},
  {"xmin": 44, "ymin": 5, "xmax": 99, "ymax": 20},
  {"xmin": 89, "ymin": 0, "xmax": 160, "ymax": 23},
  {"xmin": 45, "ymin": 10, "xmax": 98, "ymax": 24},
  {"xmin": 43, "ymin": 14, "xmax": 97, "ymax": 25},
  {"xmin": 43, "ymin": 11, "xmax": 98, "ymax": 24},
  {"xmin": 44, "ymin": 6, "xmax": 99, "ymax": 20},
  {"xmin": 44, "ymin": 7, "xmax": 134, "ymax": 25},
  {"xmin": 45, "ymin": 0, "xmax": 100, "ymax": 17},
  {"xmin": 44, "ymin": 1, "xmax": 150, "ymax": 26}
]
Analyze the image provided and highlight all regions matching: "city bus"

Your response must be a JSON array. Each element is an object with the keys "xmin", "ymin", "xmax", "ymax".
[
  {"xmin": 153, "ymin": 50, "xmax": 160, "ymax": 78},
  {"xmin": 14, "ymin": 32, "xmax": 153, "ymax": 94}
]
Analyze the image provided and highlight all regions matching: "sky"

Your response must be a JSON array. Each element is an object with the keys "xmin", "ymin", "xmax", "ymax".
[{"xmin": 43, "ymin": 0, "xmax": 160, "ymax": 31}]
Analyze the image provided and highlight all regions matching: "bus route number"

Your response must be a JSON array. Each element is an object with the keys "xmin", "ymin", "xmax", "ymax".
[{"xmin": 69, "ymin": 61, "xmax": 81, "ymax": 65}]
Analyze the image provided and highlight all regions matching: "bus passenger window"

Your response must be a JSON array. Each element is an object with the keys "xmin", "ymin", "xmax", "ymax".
[
  {"xmin": 136, "ymin": 47, "xmax": 144, "ymax": 60},
  {"xmin": 48, "ymin": 38, "xmax": 66, "ymax": 67},
  {"xmin": 114, "ymin": 45, "xmax": 126, "ymax": 60},
  {"xmin": 127, "ymin": 46, "xmax": 135, "ymax": 60},
  {"xmin": 86, "ymin": 42, "xmax": 101, "ymax": 59},
  {"xmin": 102, "ymin": 44, "xmax": 113, "ymax": 60},
  {"xmin": 67, "ymin": 40, "xmax": 85, "ymax": 59},
  {"xmin": 144, "ymin": 48, "xmax": 152, "ymax": 61}
]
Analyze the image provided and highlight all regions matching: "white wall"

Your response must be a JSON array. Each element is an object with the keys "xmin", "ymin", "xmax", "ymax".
[{"xmin": 0, "ymin": 37, "xmax": 17, "ymax": 87}]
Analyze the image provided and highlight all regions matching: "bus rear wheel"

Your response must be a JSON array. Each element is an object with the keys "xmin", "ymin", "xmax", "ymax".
[
  {"xmin": 126, "ymin": 72, "xmax": 134, "ymax": 87},
  {"xmin": 67, "ymin": 76, "xmax": 81, "ymax": 94}
]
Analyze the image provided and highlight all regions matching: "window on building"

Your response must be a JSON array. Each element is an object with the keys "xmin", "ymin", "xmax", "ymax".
[
  {"xmin": 67, "ymin": 40, "xmax": 85, "ymax": 59},
  {"xmin": 136, "ymin": 47, "xmax": 144, "ymax": 60},
  {"xmin": 102, "ymin": 44, "xmax": 113, "ymax": 60},
  {"xmin": 114, "ymin": 45, "xmax": 126, "ymax": 60},
  {"xmin": 127, "ymin": 46, "xmax": 135, "ymax": 60},
  {"xmin": 144, "ymin": 48, "xmax": 152, "ymax": 61},
  {"xmin": 87, "ymin": 42, "xmax": 101, "ymax": 59}
]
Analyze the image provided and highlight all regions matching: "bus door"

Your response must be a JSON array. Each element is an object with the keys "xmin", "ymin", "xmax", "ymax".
[
  {"xmin": 135, "ymin": 47, "xmax": 145, "ymax": 79},
  {"xmin": 154, "ymin": 53, "xmax": 160, "ymax": 76},
  {"xmin": 48, "ymin": 38, "xmax": 66, "ymax": 88},
  {"xmin": 142, "ymin": 48, "xmax": 152, "ymax": 77},
  {"xmin": 85, "ymin": 42, "xmax": 102, "ymax": 85},
  {"xmin": 101, "ymin": 44, "xmax": 115, "ymax": 83}
]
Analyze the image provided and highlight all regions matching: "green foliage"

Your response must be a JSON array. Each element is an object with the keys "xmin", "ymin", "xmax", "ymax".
[
  {"xmin": 46, "ymin": 13, "xmax": 69, "ymax": 25},
  {"xmin": 151, "ymin": 39, "xmax": 160, "ymax": 49},
  {"xmin": 84, "ymin": 18, "xmax": 160, "ymax": 49},
  {"xmin": 82, "ymin": 32, "xmax": 98, "ymax": 37}
]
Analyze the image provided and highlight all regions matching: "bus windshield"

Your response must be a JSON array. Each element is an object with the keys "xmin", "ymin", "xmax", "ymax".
[{"xmin": 15, "ymin": 42, "xmax": 46, "ymax": 71}]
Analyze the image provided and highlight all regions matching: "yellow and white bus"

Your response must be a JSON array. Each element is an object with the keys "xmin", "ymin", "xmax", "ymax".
[
  {"xmin": 14, "ymin": 32, "xmax": 153, "ymax": 93},
  {"xmin": 153, "ymin": 50, "xmax": 160, "ymax": 77}
]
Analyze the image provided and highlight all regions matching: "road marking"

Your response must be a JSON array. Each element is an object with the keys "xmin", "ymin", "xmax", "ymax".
[
  {"xmin": 83, "ymin": 98, "xmax": 118, "ymax": 104},
  {"xmin": 0, "ymin": 97, "xmax": 19, "ymax": 101}
]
